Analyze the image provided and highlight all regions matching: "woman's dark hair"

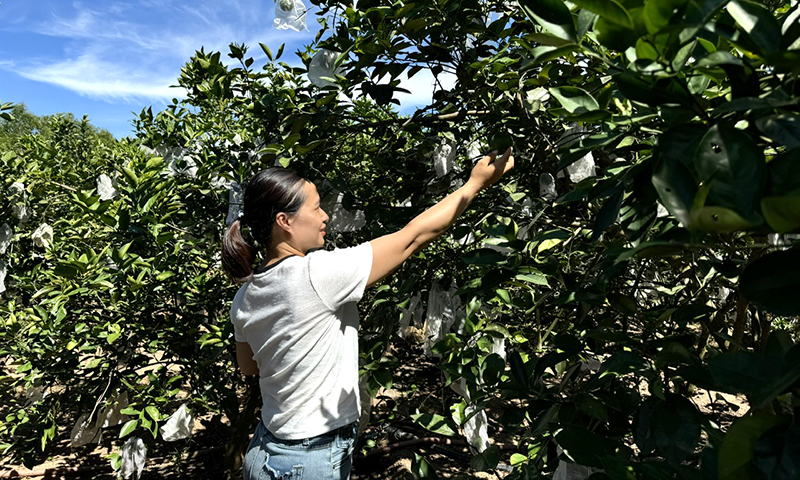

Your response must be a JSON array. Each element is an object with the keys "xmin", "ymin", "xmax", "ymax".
[{"xmin": 222, "ymin": 168, "xmax": 308, "ymax": 283}]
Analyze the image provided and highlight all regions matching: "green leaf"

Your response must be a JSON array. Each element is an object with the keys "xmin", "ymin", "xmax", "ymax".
[
  {"xmin": 696, "ymin": 50, "xmax": 745, "ymax": 69},
  {"xmin": 635, "ymin": 38, "xmax": 659, "ymax": 61},
  {"xmin": 16, "ymin": 362, "xmax": 32, "ymax": 373},
  {"xmin": 549, "ymin": 86, "xmax": 599, "ymax": 113},
  {"xmin": 635, "ymin": 396, "xmax": 701, "ymax": 465},
  {"xmin": 121, "ymin": 167, "xmax": 139, "ymax": 187},
  {"xmin": 108, "ymin": 452, "xmax": 122, "ymax": 470},
  {"xmin": 495, "ymin": 288, "xmax": 512, "ymax": 305},
  {"xmin": 119, "ymin": 419, "xmax": 138, "ymax": 438},
  {"xmin": 607, "ymin": 293, "xmax": 638, "ymax": 315},
  {"xmin": 707, "ymin": 350, "xmax": 800, "ymax": 408},
  {"xmin": 600, "ymin": 351, "xmax": 651, "ymax": 378},
  {"xmin": 53, "ymin": 263, "xmax": 81, "ymax": 279},
  {"xmin": 480, "ymin": 353, "xmax": 506, "ymax": 385},
  {"xmin": 781, "ymin": 4, "xmax": 800, "ymax": 50},
  {"xmin": 411, "ymin": 453, "xmax": 439, "ymax": 479},
  {"xmin": 156, "ymin": 271, "xmax": 175, "ymax": 281},
  {"xmin": 752, "ymin": 424, "xmax": 800, "ymax": 478},
  {"xmin": 470, "ymin": 445, "xmax": 501, "ymax": 471},
  {"xmin": 537, "ymin": 238, "xmax": 564, "ymax": 253},
  {"xmin": 756, "ymin": 115, "xmax": 800, "ymax": 149},
  {"xmin": 515, "ymin": 272, "xmax": 549, "ymax": 286},
  {"xmin": 571, "ymin": 0, "xmax": 632, "ymax": 28},
  {"xmin": 283, "ymin": 133, "xmax": 301, "ymax": 149},
  {"xmin": 510, "ymin": 453, "xmax": 528, "ymax": 466},
  {"xmin": 575, "ymin": 393, "xmax": 608, "ymax": 423},
  {"xmin": 554, "ymin": 425, "xmax": 617, "ymax": 468},
  {"xmin": 693, "ymin": 122, "xmax": 766, "ymax": 219},
  {"xmin": 371, "ymin": 369, "xmax": 393, "ymax": 390},
  {"xmin": 509, "ymin": 350, "xmax": 530, "ymax": 388},
  {"xmin": 411, "ymin": 411, "xmax": 458, "ymax": 436},
  {"xmin": 643, "ymin": 0, "xmax": 689, "ymax": 34},
  {"xmin": 593, "ymin": 10, "xmax": 641, "ymax": 50},
  {"xmin": 145, "ymin": 406, "xmax": 161, "ymax": 421},
  {"xmin": 652, "ymin": 143, "xmax": 699, "ymax": 227},
  {"xmin": 728, "ymin": 0, "xmax": 781, "ymax": 55},
  {"xmin": 767, "ymin": 149, "xmax": 800, "ymax": 196},
  {"xmin": 672, "ymin": 39, "xmax": 697, "ymax": 72},
  {"xmin": 260, "ymin": 43, "xmax": 273, "ymax": 61},
  {"xmin": 740, "ymin": 247, "xmax": 800, "ymax": 316},
  {"xmin": 713, "ymin": 96, "xmax": 792, "ymax": 114},
  {"xmin": 689, "ymin": 206, "xmax": 759, "ymax": 233},
  {"xmin": 761, "ymin": 195, "xmax": 800, "ymax": 233},
  {"xmin": 524, "ymin": 44, "xmax": 580, "ymax": 66},
  {"xmin": 655, "ymin": 342, "xmax": 693, "ymax": 369},
  {"xmin": 518, "ymin": 0, "xmax": 577, "ymax": 42},
  {"xmin": 577, "ymin": 8, "xmax": 597, "ymax": 38},
  {"xmin": 718, "ymin": 414, "xmax": 790, "ymax": 479},
  {"xmin": 592, "ymin": 189, "xmax": 623, "ymax": 241},
  {"xmin": 462, "ymin": 248, "xmax": 507, "ymax": 265}
]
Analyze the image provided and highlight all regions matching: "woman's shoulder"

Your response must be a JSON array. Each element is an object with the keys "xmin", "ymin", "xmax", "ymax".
[
  {"xmin": 252, "ymin": 254, "xmax": 303, "ymax": 276},
  {"xmin": 309, "ymin": 242, "xmax": 372, "ymax": 255},
  {"xmin": 307, "ymin": 243, "xmax": 372, "ymax": 264}
]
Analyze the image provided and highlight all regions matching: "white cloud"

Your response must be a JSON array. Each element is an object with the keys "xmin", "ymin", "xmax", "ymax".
[
  {"xmin": 15, "ymin": 53, "xmax": 185, "ymax": 103},
  {"xmin": 3, "ymin": 0, "xmax": 311, "ymax": 103},
  {"xmin": 2, "ymin": 0, "xmax": 453, "ymax": 114}
]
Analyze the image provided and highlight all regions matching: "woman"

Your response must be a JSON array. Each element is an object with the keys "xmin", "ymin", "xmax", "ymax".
[{"xmin": 222, "ymin": 147, "xmax": 514, "ymax": 480}]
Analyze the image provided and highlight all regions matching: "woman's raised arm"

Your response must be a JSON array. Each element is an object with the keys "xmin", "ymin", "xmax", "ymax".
[{"xmin": 367, "ymin": 147, "xmax": 514, "ymax": 286}]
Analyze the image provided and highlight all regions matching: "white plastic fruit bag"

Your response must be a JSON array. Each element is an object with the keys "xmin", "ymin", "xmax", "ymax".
[
  {"xmin": 308, "ymin": 49, "xmax": 341, "ymax": 88},
  {"xmin": 10, "ymin": 182, "xmax": 29, "ymax": 224},
  {"xmin": 0, "ymin": 260, "xmax": 6, "ymax": 294},
  {"xmin": 463, "ymin": 405, "xmax": 489, "ymax": 452},
  {"xmin": 423, "ymin": 280, "xmax": 457, "ymax": 356},
  {"xmin": 321, "ymin": 190, "xmax": 366, "ymax": 232},
  {"xmin": 433, "ymin": 140, "xmax": 457, "ymax": 177},
  {"xmin": 120, "ymin": 436, "xmax": 147, "ymax": 479},
  {"xmin": 31, "ymin": 224, "xmax": 53, "ymax": 249},
  {"xmin": 96, "ymin": 174, "xmax": 118, "ymax": 201},
  {"xmin": 274, "ymin": 0, "xmax": 308, "ymax": 31},
  {"xmin": 161, "ymin": 404, "xmax": 194, "ymax": 442},
  {"xmin": 566, "ymin": 152, "xmax": 596, "ymax": 183},
  {"xmin": 0, "ymin": 223, "xmax": 12, "ymax": 254},
  {"xmin": 398, "ymin": 292, "xmax": 423, "ymax": 340},
  {"xmin": 226, "ymin": 182, "xmax": 243, "ymax": 225},
  {"xmin": 540, "ymin": 172, "xmax": 557, "ymax": 200}
]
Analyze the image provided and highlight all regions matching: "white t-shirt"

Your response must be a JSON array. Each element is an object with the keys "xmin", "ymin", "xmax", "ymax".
[{"xmin": 230, "ymin": 243, "xmax": 373, "ymax": 440}]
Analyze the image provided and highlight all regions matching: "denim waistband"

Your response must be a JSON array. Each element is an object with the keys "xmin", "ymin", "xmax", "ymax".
[{"xmin": 265, "ymin": 420, "xmax": 358, "ymax": 447}]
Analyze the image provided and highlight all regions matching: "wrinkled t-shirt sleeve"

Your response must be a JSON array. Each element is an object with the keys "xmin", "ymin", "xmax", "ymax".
[
  {"xmin": 233, "ymin": 318, "xmax": 246, "ymax": 343},
  {"xmin": 230, "ymin": 288, "xmax": 247, "ymax": 343},
  {"xmin": 308, "ymin": 243, "xmax": 373, "ymax": 310}
]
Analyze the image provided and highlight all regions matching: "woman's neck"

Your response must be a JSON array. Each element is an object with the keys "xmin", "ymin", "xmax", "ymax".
[{"xmin": 265, "ymin": 242, "xmax": 305, "ymax": 266}]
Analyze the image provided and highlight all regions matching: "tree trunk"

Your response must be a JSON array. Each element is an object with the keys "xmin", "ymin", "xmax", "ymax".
[
  {"xmin": 224, "ymin": 374, "xmax": 260, "ymax": 479},
  {"xmin": 729, "ymin": 294, "xmax": 750, "ymax": 352}
]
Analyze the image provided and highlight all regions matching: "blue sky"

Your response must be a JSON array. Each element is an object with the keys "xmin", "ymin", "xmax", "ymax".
[{"xmin": 0, "ymin": 1, "xmax": 454, "ymax": 138}]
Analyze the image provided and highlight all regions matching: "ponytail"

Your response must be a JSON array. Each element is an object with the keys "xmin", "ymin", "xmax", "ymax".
[{"xmin": 222, "ymin": 218, "xmax": 257, "ymax": 283}]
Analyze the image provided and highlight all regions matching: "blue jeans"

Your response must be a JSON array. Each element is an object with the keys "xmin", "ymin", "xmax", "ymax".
[{"xmin": 243, "ymin": 420, "xmax": 358, "ymax": 480}]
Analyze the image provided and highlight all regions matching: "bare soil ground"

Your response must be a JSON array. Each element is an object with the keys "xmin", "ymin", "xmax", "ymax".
[
  {"xmin": 1, "ymin": 340, "xmax": 511, "ymax": 479},
  {"xmin": 1, "ymin": 340, "xmax": 745, "ymax": 479}
]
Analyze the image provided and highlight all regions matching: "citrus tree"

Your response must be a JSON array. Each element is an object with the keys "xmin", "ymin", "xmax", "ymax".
[
  {"xmin": 135, "ymin": 0, "xmax": 800, "ymax": 476},
  {"xmin": 3, "ymin": 0, "xmax": 800, "ymax": 478}
]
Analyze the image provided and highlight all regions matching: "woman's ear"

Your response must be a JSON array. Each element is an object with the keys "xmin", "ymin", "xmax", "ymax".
[{"xmin": 275, "ymin": 212, "xmax": 292, "ymax": 232}]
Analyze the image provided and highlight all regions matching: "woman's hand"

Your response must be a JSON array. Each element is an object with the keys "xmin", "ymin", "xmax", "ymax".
[{"xmin": 467, "ymin": 147, "xmax": 515, "ymax": 191}]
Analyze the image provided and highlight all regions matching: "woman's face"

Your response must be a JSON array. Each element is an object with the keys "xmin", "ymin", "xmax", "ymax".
[{"xmin": 288, "ymin": 181, "xmax": 329, "ymax": 253}]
